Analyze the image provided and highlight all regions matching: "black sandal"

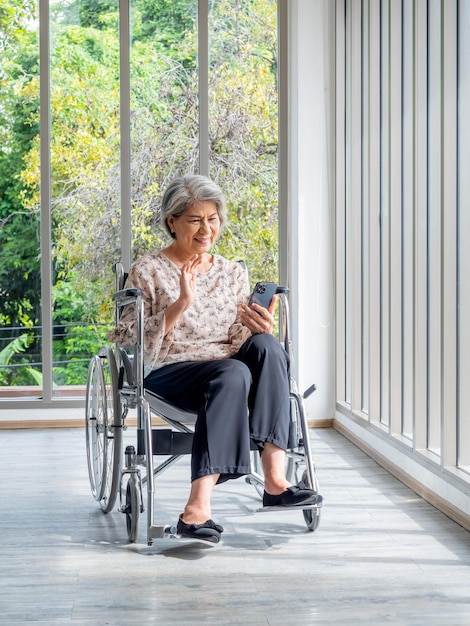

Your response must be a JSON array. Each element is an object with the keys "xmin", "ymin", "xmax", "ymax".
[
  {"xmin": 263, "ymin": 483, "xmax": 318, "ymax": 508},
  {"xmin": 176, "ymin": 516, "xmax": 223, "ymax": 543}
]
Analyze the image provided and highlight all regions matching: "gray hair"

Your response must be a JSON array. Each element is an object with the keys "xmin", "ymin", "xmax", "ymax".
[{"xmin": 160, "ymin": 174, "xmax": 228, "ymax": 239}]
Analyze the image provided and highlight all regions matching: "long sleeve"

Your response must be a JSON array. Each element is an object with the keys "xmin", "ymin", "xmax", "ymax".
[
  {"xmin": 107, "ymin": 251, "xmax": 253, "ymax": 374},
  {"xmin": 106, "ymin": 256, "xmax": 174, "ymax": 373}
]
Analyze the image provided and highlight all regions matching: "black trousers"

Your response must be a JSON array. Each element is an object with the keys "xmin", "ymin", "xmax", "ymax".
[{"xmin": 144, "ymin": 333, "xmax": 290, "ymax": 483}]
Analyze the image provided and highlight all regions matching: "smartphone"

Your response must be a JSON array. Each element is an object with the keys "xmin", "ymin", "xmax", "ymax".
[{"xmin": 249, "ymin": 282, "xmax": 278, "ymax": 311}]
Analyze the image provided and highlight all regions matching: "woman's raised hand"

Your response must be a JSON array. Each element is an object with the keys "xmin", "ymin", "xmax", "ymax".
[
  {"xmin": 179, "ymin": 254, "xmax": 203, "ymax": 308},
  {"xmin": 163, "ymin": 254, "xmax": 203, "ymax": 336}
]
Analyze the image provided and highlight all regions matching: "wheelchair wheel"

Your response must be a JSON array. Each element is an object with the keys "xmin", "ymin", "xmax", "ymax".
[
  {"xmin": 85, "ymin": 346, "xmax": 123, "ymax": 513},
  {"xmin": 124, "ymin": 474, "xmax": 140, "ymax": 543}
]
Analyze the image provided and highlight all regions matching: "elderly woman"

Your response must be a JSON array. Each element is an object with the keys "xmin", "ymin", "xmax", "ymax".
[{"xmin": 109, "ymin": 174, "xmax": 316, "ymax": 543}]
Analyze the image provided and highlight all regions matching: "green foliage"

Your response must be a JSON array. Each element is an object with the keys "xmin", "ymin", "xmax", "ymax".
[
  {"xmin": 53, "ymin": 323, "xmax": 109, "ymax": 385},
  {"xmin": 132, "ymin": 0, "xmax": 196, "ymax": 46},
  {"xmin": 0, "ymin": 334, "xmax": 29, "ymax": 367},
  {"xmin": 0, "ymin": 213, "xmax": 41, "ymax": 327},
  {"xmin": 77, "ymin": 0, "xmax": 118, "ymax": 30},
  {"xmin": 0, "ymin": 333, "xmax": 41, "ymax": 386},
  {"xmin": 51, "ymin": 273, "xmax": 113, "ymax": 385},
  {"xmin": 0, "ymin": 0, "xmax": 35, "ymax": 55}
]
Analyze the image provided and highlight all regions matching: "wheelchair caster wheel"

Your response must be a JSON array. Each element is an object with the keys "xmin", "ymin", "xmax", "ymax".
[
  {"xmin": 303, "ymin": 507, "xmax": 320, "ymax": 532},
  {"xmin": 301, "ymin": 470, "xmax": 321, "ymax": 532},
  {"xmin": 125, "ymin": 476, "xmax": 141, "ymax": 542}
]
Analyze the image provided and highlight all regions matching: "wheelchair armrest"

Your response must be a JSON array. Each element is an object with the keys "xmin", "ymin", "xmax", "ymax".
[
  {"xmin": 274, "ymin": 287, "xmax": 292, "ymax": 357},
  {"xmin": 113, "ymin": 288, "xmax": 142, "ymax": 308},
  {"xmin": 112, "ymin": 287, "xmax": 145, "ymax": 394}
]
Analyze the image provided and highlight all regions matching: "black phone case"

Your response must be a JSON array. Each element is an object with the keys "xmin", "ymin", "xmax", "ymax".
[{"xmin": 249, "ymin": 282, "xmax": 278, "ymax": 310}]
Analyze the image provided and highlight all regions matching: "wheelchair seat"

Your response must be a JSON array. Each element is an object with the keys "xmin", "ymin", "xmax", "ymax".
[{"xmin": 145, "ymin": 388, "xmax": 198, "ymax": 426}]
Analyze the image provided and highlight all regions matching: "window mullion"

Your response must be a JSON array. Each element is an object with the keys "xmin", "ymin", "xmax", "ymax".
[
  {"xmin": 198, "ymin": 0, "xmax": 209, "ymax": 176},
  {"xmin": 39, "ymin": 0, "xmax": 53, "ymax": 403},
  {"xmin": 119, "ymin": 0, "xmax": 131, "ymax": 270}
]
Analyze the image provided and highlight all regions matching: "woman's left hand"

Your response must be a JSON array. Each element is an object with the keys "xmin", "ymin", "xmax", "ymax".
[{"xmin": 240, "ymin": 296, "xmax": 278, "ymax": 335}]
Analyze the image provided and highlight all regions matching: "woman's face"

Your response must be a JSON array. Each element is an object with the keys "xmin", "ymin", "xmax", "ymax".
[{"xmin": 167, "ymin": 201, "xmax": 221, "ymax": 256}]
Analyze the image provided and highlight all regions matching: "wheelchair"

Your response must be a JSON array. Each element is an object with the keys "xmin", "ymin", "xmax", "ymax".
[{"xmin": 85, "ymin": 262, "xmax": 323, "ymax": 545}]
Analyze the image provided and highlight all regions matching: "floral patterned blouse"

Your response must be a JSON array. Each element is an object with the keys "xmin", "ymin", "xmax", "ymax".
[{"xmin": 107, "ymin": 250, "xmax": 252, "ymax": 375}]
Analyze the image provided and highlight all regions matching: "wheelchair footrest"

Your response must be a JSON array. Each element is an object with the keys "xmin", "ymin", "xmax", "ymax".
[
  {"xmin": 147, "ymin": 524, "xmax": 219, "ymax": 547},
  {"xmin": 256, "ymin": 494, "xmax": 324, "ymax": 513}
]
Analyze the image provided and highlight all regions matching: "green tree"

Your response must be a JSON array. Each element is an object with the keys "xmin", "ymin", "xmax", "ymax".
[
  {"xmin": 132, "ymin": 0, "xmax": 196, "ymax": 46},
  {"xmin": 0, "ymin": 0, "xmax": 35, "ymax": 54}
]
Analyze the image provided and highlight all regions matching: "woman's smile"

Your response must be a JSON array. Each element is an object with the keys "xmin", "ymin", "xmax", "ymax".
[{"xmin": 167, "ymin": 200, "xmax": 221, "ymax": 259}]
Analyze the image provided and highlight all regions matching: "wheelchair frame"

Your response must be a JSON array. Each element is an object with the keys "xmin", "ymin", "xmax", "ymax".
[{"xmin": 85, "ymin": 263, "xmax": 323, "ymax": 545}]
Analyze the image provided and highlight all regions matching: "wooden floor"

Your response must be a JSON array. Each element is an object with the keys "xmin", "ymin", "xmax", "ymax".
[{"xmin": 1, "ymin": 426, "xmax": 470, "ymax": 625}]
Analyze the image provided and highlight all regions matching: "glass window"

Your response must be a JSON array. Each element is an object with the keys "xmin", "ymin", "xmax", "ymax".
[
  {"xmin": 129, "ymin": 0, "xmax": 199, "ymax": 261},
  {"xmin": 0, "ymin": 0, "xmax": 279, "ymax": 406},
  {"xmin": 49, "ymin": 0, "xmax": 120, "ymax": 397},
  {"xmin": 208, "ymin": 0, "xmax": 279, "ymax": 285},
  {"xmin": 127, "ymin": 0, "xmax": 279, "ymax": 281},
  {"xmin": 0, "ymin": 0, "xmax": 41, "ymax": 397}
]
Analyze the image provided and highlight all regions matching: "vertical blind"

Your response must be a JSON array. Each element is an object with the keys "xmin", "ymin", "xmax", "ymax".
[{"xmin": 335, "ymin": 0, "xmax": 470, "ymax": 479}]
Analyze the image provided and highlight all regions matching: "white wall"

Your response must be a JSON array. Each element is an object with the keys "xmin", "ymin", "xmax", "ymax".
[{"xmin": 288, "ymin": 0, "xmax": 336, "ymax": 422}]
